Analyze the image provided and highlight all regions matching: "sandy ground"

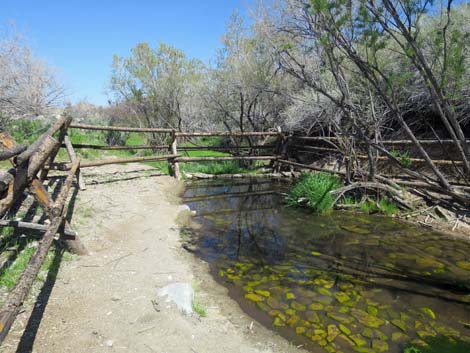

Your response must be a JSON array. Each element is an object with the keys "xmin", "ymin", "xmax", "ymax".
[{"xmin": 1, "ymin": 163, "xmax": 303, "ymax": 353}]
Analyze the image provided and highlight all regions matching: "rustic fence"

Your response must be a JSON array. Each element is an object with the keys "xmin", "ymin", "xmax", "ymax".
[
  {"xmin": 0, "ymin": 118, "xmax": 284, "ymax": 345},
  {"xmin": 0, "ymin": 117, "xmax": 468, "ymax": 346}
]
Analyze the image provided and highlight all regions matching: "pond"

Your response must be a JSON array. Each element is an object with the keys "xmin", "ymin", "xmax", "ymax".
[{"xmin": 182, "ymin": 178, "xmax": 470, "ymax": 353}]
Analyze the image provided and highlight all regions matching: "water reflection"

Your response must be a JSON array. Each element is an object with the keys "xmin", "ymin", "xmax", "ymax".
[{"xmin": 183, "ymin": 179, "xmax": 470, "ymax": 353}]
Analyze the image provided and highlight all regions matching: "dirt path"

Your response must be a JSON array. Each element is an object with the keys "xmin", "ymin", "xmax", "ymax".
[{"xmin": 1, "ymin": 164, "xmax": 302, "ymax": 353}]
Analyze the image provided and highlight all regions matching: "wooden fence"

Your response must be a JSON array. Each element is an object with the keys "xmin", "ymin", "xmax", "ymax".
[
  {"xmin": 0, "ymin": 118, "xmax": 285, "ymax": 345},
  {"xmin": 0, "ymin": 117, "xmax": 467, "ymax": 346}
]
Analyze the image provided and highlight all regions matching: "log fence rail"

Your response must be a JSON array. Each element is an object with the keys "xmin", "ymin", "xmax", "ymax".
[{"xmin": 0, "ymin": 117, "xmax": 468, "ymax": 346}]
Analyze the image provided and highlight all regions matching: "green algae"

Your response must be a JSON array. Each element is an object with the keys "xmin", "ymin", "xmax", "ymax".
[
  {"xmin": 254, "ymin": 289, "xmax": 270, "ymax": 297},
  {"xmin": 372, "ymin": 339, "xmax": 389, "ymax": 352},
  {"xmin": 245, "ymin": 293, "xmax": 264, "ymax": 302},
  {"xmin": 351, "ymin": 309, "xmax": 385, "ymax": 328},
  {"xmin": 327, "ymin": 312, "xmax": 355, "ymax": 324},
  {"xmin": 309, "ymin": 303, "xmax": 324, "ymax": 310},
  {"xmin": 185, "ymin": 179, "xmax": 470, "ymax": 353},
  {"xmin": 456, "ymin": 261, "xmax": 470, "ymax": 270},
  {"xmin": 420, "ymin": 307, "xmax": 436, "ymax": 320},
  {"xmin": 327, "ymin": 325, "xmax": 341, "ymax": 342}
]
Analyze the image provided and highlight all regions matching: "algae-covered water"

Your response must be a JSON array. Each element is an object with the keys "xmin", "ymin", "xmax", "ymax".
[{"xmin": 182, "ymin": 179, "xmax": 470, "ymax": 353}]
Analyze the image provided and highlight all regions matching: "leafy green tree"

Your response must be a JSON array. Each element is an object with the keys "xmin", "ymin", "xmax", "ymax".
[{"xmin": 109, "ymin": 42, "xmax": 204, "ymax": 134}]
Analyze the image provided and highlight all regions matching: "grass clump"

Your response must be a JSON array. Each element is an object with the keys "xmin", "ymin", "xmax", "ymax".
[
  {"xmin": 286, "ymin": 172, "xmax": 342, "ymax": 213},
  {"xmin": 390, "ymin": 149, "xmax": 412, "ymax": 168},
  {"xmin": 192, "ymin": 299, "xmax": 207, "ymax": 317},
  {"xmin": 359, "ymin": 198, "xmax": 400, "ymax": 216},
  {"xmin": 0, "ymin": 246, "xmax": 35, "ymax": 289},
  {"xmin": 192, "ymin": 281, "xmax": 207, "ymax": 317}
]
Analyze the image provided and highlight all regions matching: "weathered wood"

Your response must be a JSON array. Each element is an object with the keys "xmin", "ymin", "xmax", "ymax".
[
  {"xmin": 63, "ymin": 143, "xmax": 275, "ymax": 151},
  {"xmin": 38, "ymin": 117, "xmax": 72, "ymax": 181},
  {"xmin": 50, "ymin": 154, "xmax": 180, "ymax": 170},
  {"xmin": 176, "ymin": 156, "xmax": 276, "ymax": 162},
  {"xmin": 16, "ymin": 116, "xmax": 70, "ymax": 166},
  {"xmin": 0, "ymin": 214, "xmax": 63, "ymax": 344},
  {"xmin": 276, "ymin": 159, "xmax": 346, "ymax": 176},
  {"xmin": 63, "ymin": 135, "xmax": 86, "ymax": 190},
  {"xmin": 170, "ymin": 130, "xmax": 180, "ymax": 180},
  {"xmin": 62, "ymin": 143, "xmax": 170, "ymax": 150},
  {"xmin": 176, "ymin": 131, "xmax": 280, "ymax": 137},
  {"xmin": 291, "ymin": 136, "xmax": 470, "ymax": 145},
  {"xmin": 0, "ymin": 145, "xmax": 27, "ymax": 161},
  {"xmin": 180, "ymin": 145, "xmax": 275, "ymax": 151},
  {"xmin": 0, "ymin": 170, "xmax": 14, "ymax": 193},
  {"xmin": 183, "ymin": 190, "xmax": 278, "ymax": 202},
  {"xmin": 0, "ymin": 132, "xmax": 62, "ymax": 216},
  {"xmin": 355, "ymin": 155, "xmax": 464, "ymax": 166},
  {"xmin": 70, "ymin": 123, "xmax": 173, "ymax": 133},
  {"xmin": 29, "ymin": 178, "xmax": 87, "ymax": 255},
  {"xmin": 0, "ymin": 133, "xmax": 18, "ymax": 151},
  {"xmin": 0, "ymin": 220, "xmax": 77, "ymax": 237},
  {"xmin": 295, "ymin": 146, "xmax": 339, "ymax": 153},
  {"xmin": 0, "ymin": 159, "xmax": 78, "ymax": 344},
  {"xmin": 27, "ymin": 135, "xmax": 60, "ymax": 179}
]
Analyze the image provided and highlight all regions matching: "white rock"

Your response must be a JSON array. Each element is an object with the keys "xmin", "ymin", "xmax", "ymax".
[{"xmin": 157, "ymin": 282, "xmax": 194, "ymax": 315}]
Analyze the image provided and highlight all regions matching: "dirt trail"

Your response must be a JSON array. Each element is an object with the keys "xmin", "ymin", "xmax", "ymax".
[{"xmin": 1, "ymin": 164, "xmax": 302, "ymax": 353}]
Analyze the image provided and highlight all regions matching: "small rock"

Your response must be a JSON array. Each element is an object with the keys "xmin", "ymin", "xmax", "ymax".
[{"xmin": 105, "ymin": 340, "xmax": 114, "ymax": 347}]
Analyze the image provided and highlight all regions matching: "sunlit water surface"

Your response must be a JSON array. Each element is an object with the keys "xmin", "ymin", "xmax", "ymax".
[{"xmin": 183, "ymin": 179, "xmax": 470, "ymax": 353}]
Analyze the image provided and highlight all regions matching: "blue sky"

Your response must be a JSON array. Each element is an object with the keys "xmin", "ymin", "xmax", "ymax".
[{"xmin": 0, "ymin": 0, "xmax": 252, "ymax": 106}]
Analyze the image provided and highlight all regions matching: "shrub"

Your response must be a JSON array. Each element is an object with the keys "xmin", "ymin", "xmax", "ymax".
[{"xmin": 286, "ymin": 172, "xmax": 342, "ymax": 213}]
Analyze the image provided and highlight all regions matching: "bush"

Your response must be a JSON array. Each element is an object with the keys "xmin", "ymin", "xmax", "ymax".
[{"xmin": 286, "ymin": 172, "xmax": 342, "ymax": 213}]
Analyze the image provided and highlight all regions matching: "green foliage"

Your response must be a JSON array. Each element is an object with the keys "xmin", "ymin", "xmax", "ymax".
[
  {"xmin": 378, "ymin": 198, "xmax": 400, "ymax": 216},
  {"xmin": 390, "ymin": 149, "xmax": 412, "ymax": 168},
  {"xmin": 8, "ymin": 120, "xmax": 47, "ymax": 145},
  {"xmin": 286, "ymin": 172, "xmax": 342, "ymax": 213},
  {"xmin": 359, "ymin": 198, "xmax": 399, "ymax": 216},
  {"xmin": 0, "ymin": 246, "xmax": 35, "ymax": 289},
  {"xmin": 182, "ymin": 160, "xmax": 248, "ymax": 175},
  {"xmin": 360, "ymin": 199, "xmax": 379, "ymax": 214}
]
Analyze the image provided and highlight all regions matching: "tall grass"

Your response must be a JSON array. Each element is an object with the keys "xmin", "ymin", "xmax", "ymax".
[{"xmin": 286, "ymin": 172, "xmax": 342, "ymax": 213}]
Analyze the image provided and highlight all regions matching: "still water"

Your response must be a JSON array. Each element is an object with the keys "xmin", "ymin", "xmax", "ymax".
[{"xmin": 182, "ymin": 179, "xmax": 470, "ymax": 353}]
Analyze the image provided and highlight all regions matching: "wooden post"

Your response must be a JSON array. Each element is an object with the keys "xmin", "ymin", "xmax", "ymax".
[
  {"xmin": 63, "ymin": 135, "xmax": 86, "ymax": 190},
  {"xmin": 38, "ymin": 116, "xmax": 72, "ymax": 181},
  {"xmin": 273, "ymin": 131, "xmax": 287, "ymax": 173},
  {"xmin": 170, "ymin": 130, "xmax": 180, "ymax": 180},
  {"xmin": 29, "ymin": 178, "xmax": 88, "ymax": 256}
]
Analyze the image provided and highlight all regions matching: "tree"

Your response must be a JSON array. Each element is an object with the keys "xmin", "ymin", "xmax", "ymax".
[
  {"xmin": 263, "ymin": 0, "xmax": 470, "ymax": 195},
  {"xmin": 109, "ymin": 42, "xmax": 204, "ymax": 135},
  {"xmin": 0, "ymin": 28, "xmax": 64, "ymax": 127}
]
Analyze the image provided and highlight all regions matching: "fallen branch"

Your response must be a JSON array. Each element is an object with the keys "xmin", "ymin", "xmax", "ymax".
[{"xmin": 330, "ymin": 182, "xmax": 413, "ymax": 210}]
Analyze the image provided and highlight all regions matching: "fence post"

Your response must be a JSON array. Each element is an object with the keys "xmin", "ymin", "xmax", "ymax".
[
  {"xmin": 273, "ymin": 129, "xmax": 287, "ymax": 173},
  {"xmin": 169, "ymin": 130, "xmax": 180, "ymax": 180},
  {"xmin": 64, "ymin": 135, "xmax": 86, "ymax": 190}
]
